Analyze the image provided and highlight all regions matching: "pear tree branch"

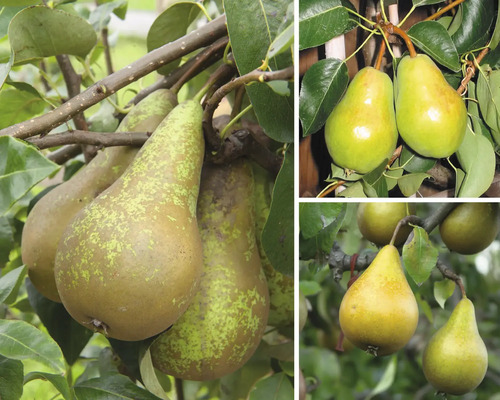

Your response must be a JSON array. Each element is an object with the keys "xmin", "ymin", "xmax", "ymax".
[
  {"xmin": 424, "ymin": 0, "xmax": 466, "ymax": 21},
  {"xmin": 47, "ymin": 144, "xmax": 83, "ymax": 164},
  {"xmin": 0, "ymin": 15, "xmax": 227, "ymax": 139},
  {"xmin": 457, "ymin": 47, "xmax": 490, "ymax": 95},
  {"xmin": 436, "ymin": 260, "xmax": 467, "ymax": 297}
]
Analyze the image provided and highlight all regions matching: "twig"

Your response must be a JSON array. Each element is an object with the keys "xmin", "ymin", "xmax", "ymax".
[
  {"xmin": 424, "ymin": 0, "xmax": 466, "ymax": 21},
  {"xmin": 0, "ymin": 15, "xmax": 227, "ymax": 139},
  {"xmin": 175, "ymin": 378, "xmax": 185, "ymax": 400},
  {"xmin": 102, "ymin": 27, "xmax": 114, "ymax": 75},
  {"xmin": 27, "ymin": 130, "xmax": 150, "ymax": 149},
  {"xmin": 203, "ymin": 66, "xmax": 293, "ymax": 149},
  {"xmin": 390, "ymin": 215, "xmax": 424, "ymax": 246},
  {"xmin": 457, "ymin": 47, "xmax": 490, "ymax": 95},
  {"xmin": 47, "ymin": 144, "xmax": 82, "ymax": 164},
  {"xmin": 422, "ymin": 203, "xmax": 457, "ymax": 232},
  {"xmin": 436, "ymin": 260, "xmax": 466, "ymax": 297}
]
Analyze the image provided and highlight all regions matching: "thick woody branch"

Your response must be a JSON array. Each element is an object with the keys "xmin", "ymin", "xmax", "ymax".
[
  {"xmin": 0, "ymin": 15, "xmax": 227, "ymax": 139},
  {"xmin": 27, "ymin": 131, "xmax": 149, "ymax": 149},
  {"xmin": 47, "ymin": 144, "xmax": 82, "ymax": 165}
]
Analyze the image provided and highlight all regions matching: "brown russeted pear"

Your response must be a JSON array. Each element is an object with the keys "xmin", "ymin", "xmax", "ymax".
[
  {"xmin": 339, "ymin": 244, "xmax": 418, "ymax": 356},
  {"xmin": 21, "ymin": 89, "xmax": 177, "ymax": 302},
  {"xmin": 253, "ymin": 162, "xmax": 293, "ymax": 329},
  {"xmin": 422, "ymin": 297, "xmax": 488, "ymax": 395},
  {"xmin": 324, "ymin": 67, "xmax": 398, "ymax": 174},
  {"xmin": 54, "ymin": 99, "xmax": 204, "ymax": 341},
  {"xmin": 150, "ymin": 160, "xmax": 269, "ymax": 381},
  {"xmin": 395, "ymin": 54, "xmax": 467, "ymax": 158},
  {"xmin": 357, "ymin": 202, "xmax": 416, "ymax": 246},
  {"xmin": 440, "ymin": 203, "xmax": 500, "ymax": 255}
]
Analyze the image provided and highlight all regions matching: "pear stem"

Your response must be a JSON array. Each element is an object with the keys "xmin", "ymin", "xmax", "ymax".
[
  {"xmin": 390, "ymin": 215, "xmax": 423, "ymax": 246},
  {"xmin": 374, "ymin": 33, "xmax": 388, "ymax": 70},
  {"xmin": 424, "ymin": 0, "xmax": 466, "ymax": 22},
  {"xmin": 175, "ymin": 378, "xmax": 185, "ymax": 400},
  {"xmin": 388, "ymin": 25, "xmax": 417, "ymax": 57},
  {"xmin": 436, "ymin": 260, "xmax": 466, "ymax": 298}
]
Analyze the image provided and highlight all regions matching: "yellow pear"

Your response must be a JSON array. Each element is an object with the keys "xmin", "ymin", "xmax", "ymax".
[
  {"xmin": 422, "ymin": 297, "xmax": 488, "ymax": 395},
  {"xmin": 339, "ymin": 245, "xmax": 418, "ymax": 356}
]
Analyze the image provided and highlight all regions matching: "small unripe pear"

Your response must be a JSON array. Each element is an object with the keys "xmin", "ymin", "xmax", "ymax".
[{"xmin": 422, "ymin": 297, "xmax": 488, "ymax": 395}]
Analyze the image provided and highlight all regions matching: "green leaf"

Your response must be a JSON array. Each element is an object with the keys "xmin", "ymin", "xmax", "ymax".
[
  {"xmin": 9, "ymin": 6, "xmax": 97, "ymax": 63},
  {"xmin": 0, "ymin": 51, "xmax": 13, "ymax": 91},
  {"xmin": 267, "ymin": 22, "xmax": 293, "ymax": 59},
  {"xmin": 97, "ymin": 0, "xmax": 128, "ymax": 19},
  {"xmin": 338, "ymin": 180, "xmax": 366, "ymax": 197},
  {"xmin": 451, "ymin": 0, "xmax": 495, "ymax": 54},
  {"xmin": 0, "ymin": 88, "xmax": 46, "ymax": 129},
  {"xmin": 0, "ymin": 265, "xmax": 26, "ymax": 304},
  {"xmin": 26, "ymin": 279, "xmax": 94, "ymax": 366},
  {"xmin": 0, "ymin": 319, "xmax": 65, "ymax": 373},
  {"xmin": 249, "ymin": 372, "xmax": 293, "ymax": 400},
  {"xmin": 366, "ymin": 355, "xmax": 397, "ymax": 399},
  {"xmin": 0, "ymin": 0, "xmax": 38, "ymax": 5},
  {"xmin": 266, "ymin": 80, "xmax": 290, "ymax": 96},
  {"xmin": 407, "ymin": 21, "xmax": 460, "ymax": 71},
  {"xmin": 397, "ymin": 173, "xmax": 430, "ymax": 197},
  {"xmin": 0, "ymin": 136, "xmax": 60, "ymax": 216},
  {"xmin": 139, "ymin": 347, "xmax": 169, "ymax": 400},
  {"xmin": 89, "ymin": 0, "xmax": 128, "ymax": 31},
  {"xmin": 490, "ymin": 0, "xmax": 500, "ymax": 50},
  {"xmin": 299, "ymin": 347, "xmax": 340, "ymax": 400},
  {"xmin": 262, "ymin": 145, "xmax": 293, "ymax": 276},
  {"xmin": 400, "ymin": 147, "xmax": 436, "ymax": 173},
  {"xmin": 225, "ymin": 0, "xmax": 293, "ymax": 143},
  {"xmin": 0, "ymin": 356, "xmax": 23, "ymax": 400},
  {"xmin": 434, "ymin": 279, "xmax": 456, "ymax": 309},
  {"xmin": 299, "ymin": 203, "xmax": 346, "ymax": 239},
  {"xmin": 456, "ymin": 127, "xmax": 496, "ymax": 197},
  {"xmin": 0, "ymin": 217, "xmax": 13, "ymax": 265},
  {"xmin": 24, "ymin": 372, "xmax": 74, "ymax": 400},
  {"xmin": 299, "ymin": 58, "xmax": 348, "ymax": 136},
  {"xmin": 403, "ymin": 227, "xmax": 438, "ymax": 286},
  {"xmin": 416, "ymin": 293, "xmax": 433, "ymax": 323},
  {"xmin": 299, "ymin": 280, "xmax": 322, "ymax": 296},
  {"xmin": 299, "ymin": 0, "xmax": 349, "ymax": 50},
  {"xmin": 477, "ymin": 66, "xmax": 500, "ymax": 134},
  {"xmin": 146, "ymin": 2, "xmax": 201, "ymax": 75},
  {"xmin": 0, "ymin": 7, "xmax": 24, "ymax": 38},
  {"xmin": 74, "ymin": 373, "xmax": 163, "ymax": 400},
  {"xmin": 412, "ymin": 0, "xmax": 447, "ymax": 6}
]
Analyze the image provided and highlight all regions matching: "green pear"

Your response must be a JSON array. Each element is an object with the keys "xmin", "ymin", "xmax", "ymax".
[
  {"xmin": 150, "ymin": 160, "xmax": 269, "ymax": 380},
  {"xmin": 22, "ymin": 89, "xmax": 177, "ymax": 302},
  {"xmin": 422, "ymin": 297, "xmax": 488, "ymax": 395},
  {"xmin": 357, "ymin": 202, "xmax": 416, "ymax": 246},
  {"xmin": 54, "ymin": 99, "xmax": 204, "ymax": 341},
  {"xmin": 339, "ymin": 245, "xmax": 418, "ymax": 356},
  {"xmin": 253, "ymin": 162, "xmax": 293, "ymax": 329},
  {"xmin": 395, "ymin": 54, "xmax": 467, "ymax": 158},
  {"xmin": 324, "ymin": 67, "xmax": 398, "ymax": 174},
  {"xmin": 440, "ymin": 203, "xmax": 500, "ymax": 255}
]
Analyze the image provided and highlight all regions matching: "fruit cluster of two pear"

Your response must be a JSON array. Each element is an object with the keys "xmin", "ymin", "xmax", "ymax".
[
  {"xmin": 21, "ymin": 89, "xmax": 270, "ymax": 381},
  {"xmin": 325, "ymin": 54, "xmax": 467, "ymax": 173}
]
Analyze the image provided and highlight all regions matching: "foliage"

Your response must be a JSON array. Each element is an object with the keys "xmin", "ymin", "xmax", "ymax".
[
  {"xmin": 0, "ymin": 0, "xmax": 294, "ymax": 398},
  {"xmin": 299, "ymin": 0, "xmax": 500, "ymax": 197},
  {"xmin": 299, "ymin": 202, "xmax": 500, "ymax": 398}
]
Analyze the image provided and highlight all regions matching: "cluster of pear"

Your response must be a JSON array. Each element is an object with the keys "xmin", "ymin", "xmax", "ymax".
[
  {"xmin": 21, "ymin": 89, "xmax": 293, "ymax": 381},
  {"xmin": 338, "ymin": 203, "xmax": 493, "ymax": 395},
  {"xmin": 325, "ymin": 54, "xmax": 467, "ymax": 174}
]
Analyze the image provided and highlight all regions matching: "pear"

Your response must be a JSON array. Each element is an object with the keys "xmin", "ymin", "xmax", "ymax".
[
  {"xmin": 150, "ymin": 160, "xmax": 269, "ymax": 380},
  {"xmin": 253, "ymin": 162, "xmax": 293, "ymax": 329},
  {"xmin": 357, "ymin": 202, "xmax": 416, "ymax": 246},
  {"xmin": 324, "ymin": 67, "xmax": 398, "ymax": 174},
  {"xmin": 54, "ymin": 99, "xmax": 204, "ymax": 341},
  {"xmin": 440, "ymin": 203, "xmax": 500, "ymax": 255},
  {"xmin": 339, "ymin": 245, "xmax": 418, "ymax": 356},
  {"xmin": 422, "ymin": 297, "xmax": 488, "ymax": 395},
  {"xmin": 395, "ymin": 54, "xmax": 467, "ymax": 158},
  {"xmin": 22, "ymin": 89, "xmax": 177, "ymax": 302}
]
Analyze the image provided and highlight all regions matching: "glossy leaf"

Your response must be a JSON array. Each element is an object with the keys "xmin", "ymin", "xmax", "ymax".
[
  {"xmin": 107, "ymin": 338, "xmax": 143, "ymax": 382},
  {"xmin": 299, "ymin": 0, "xmax": 349, "ymax": 50},
  {"xmin": 366, "ymin": 356, "xmax": 397, "ymax": 399},
  {"xmin": 451, "ymin": 0, "xmax": 494, "ymax": 54},
  {"xmin": 262, "ymin": 145, "xmax": 293, "ymax": 276},
  {"xmin": 9, "ymin": 6, "xmax": 97, "ymax": 63},
  {"xmin": 0, "ymin": 88, "xmax": 46, "ymax": 130},
  {"xmin": 249, "ymin": 372, "xmax": 293, "ymax": 400},
  {"xmin": 403, "ymin": 227, "xmax": 438, "ymax": 286},
  {"xmin": 139, "ymin": 347, "xmax": 169, "ymax": 400},
  {"xmin": 26, "ymin": 279, "xmax": 94, "ymax": 366},
  {"xmin": 0, "ymin": 356, "xmax": 23, "ymax": 400},
  {"xmin": 74, "ymin": 373, "xmax": 163, "ymax": 400},
  {"xmin": 0, "ymin": 265, "xmax": 26, "ymax": 304},
  {"xmin": 338, "ymin": 181, "xmax": 366, "ymax": 197},
  {"xmin": 24, "ymin": 372, "xmax": 74, "ymax": 400},
  {"xmin": 477, "ymin": 66, "xmax": 500, "ymax": 135},
  {"xmin": 412, "ymin": 0, "xmax": 444, "ymax": 6},
  {"xmin": 0, "ymin": 136, "xmax": 60, "ymax": 217},
  {"xmin": 0, "ymin": 319, "xmax": 65, "ymax": 373},
  {"xmin": 456, "ymin": 126, "xmax": 495, "ymax": 197},
  {"xmin": 0, "ymin": 217, "xmax": 13, "ymax": 265},
  {"xmin": 407, "ymin": 21, "xmax": 460, "ymax": 71},
  {"xmin": 225, "ymin": 0, "xmax": 293, "ymax": 143},
  {"xmin": 299, "ymin": 203, "xmax": 345, "ymax": 239},
  {"xmin": 491, "ymin": 0, "xmax": 500, "ymax": 50},
  {"xmin": 434, "ymin": 279, "xmax": 456, "ymax": 309},
  {"xmin": 267, "ymin": 22, "xmax": 293, "ymax": 59},
  {"xmin": 147, "ymin": 2, "xmax": 200, "ymax": 75},
  {"xmin": 397, "ymin": 172, "xmax": 430, "ymax": 197},
  {"xmin": 299, "ymin": 58, "xmax": 348, "ymax": 136},
  {"xmin": 400, "ymin": 147, "xmax": 436, "ymax": 173}
]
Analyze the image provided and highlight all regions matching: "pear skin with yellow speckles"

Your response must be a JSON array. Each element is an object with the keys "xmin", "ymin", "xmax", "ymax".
[
  {"xmin": 54, "ymin": 99, "xmax": 204, "ymax": 341},
  {"xmin": 150, "ymin": 160, "xmax": 270, "ymax": 380},
  {"xmin": 22, "ymin": 89, "xmax": 177, "ymax": 303}
]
